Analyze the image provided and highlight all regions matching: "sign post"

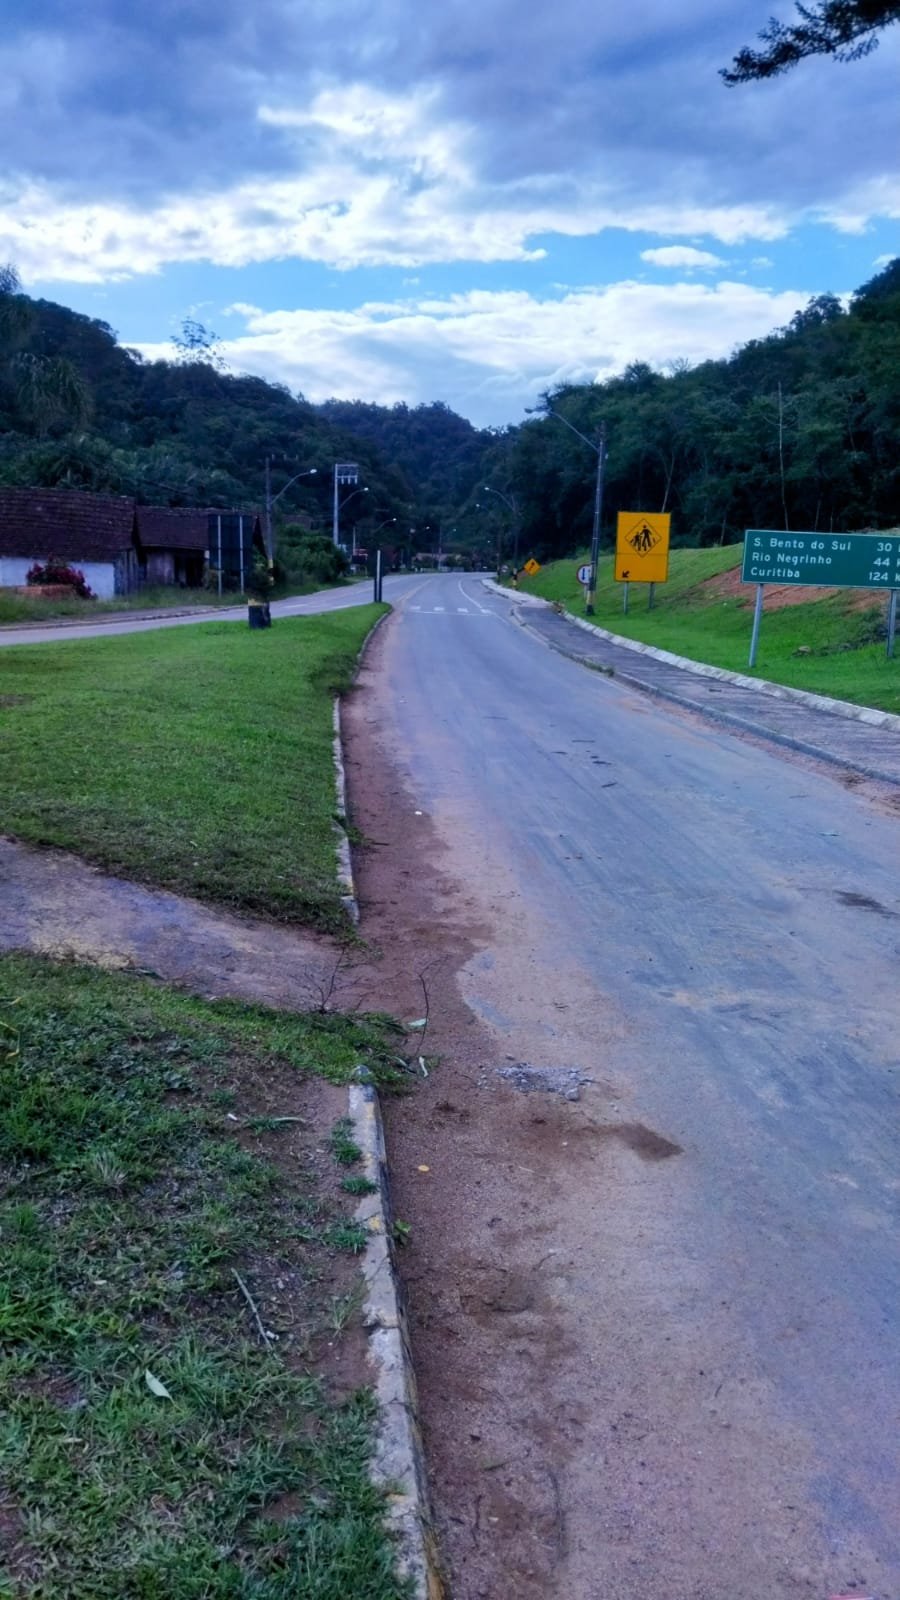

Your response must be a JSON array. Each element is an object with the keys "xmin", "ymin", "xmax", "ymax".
[
  {"xmin": 742, "ymin": 530, "xmax": 900, "ymax": 665},
  {"xmin": 748, "ymin": 583, "xmax": 764, "ymax": 669}
]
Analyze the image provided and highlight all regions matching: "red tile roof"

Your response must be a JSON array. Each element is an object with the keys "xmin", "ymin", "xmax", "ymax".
[
  {"xmin": 136, "ymin": 507, "xmax": 209, "ymax": 552},
  {"xmin": 0, "ymin": 487, "xmax": 137, "ymax": 562}
]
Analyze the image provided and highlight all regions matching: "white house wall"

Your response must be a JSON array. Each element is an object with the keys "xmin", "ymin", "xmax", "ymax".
[{"xmin": 0, "ymin": 557, "xmax": 118, "ymax": 599}]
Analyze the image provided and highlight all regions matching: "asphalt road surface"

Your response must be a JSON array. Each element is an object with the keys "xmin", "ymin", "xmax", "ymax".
[
  {"xmin": 349, "ymin": 573, "xmax": 899, "ymax": 1600},
  {"xmin": 0, "ymin": 572, "xmax": 424, "ymax": 647}
]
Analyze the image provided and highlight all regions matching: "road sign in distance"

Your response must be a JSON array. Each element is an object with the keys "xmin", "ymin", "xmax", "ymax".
[
  {"xmin": 742, "ymin": 530, "xmax": 900, "ymax": 590},
  {"xmin": 523, "ymin": 558, "xmax": 541, "ymax": 576},
  {"xmin": 577, "ymin": 563, "xmax": 592, "ymax": 584},
  {"xmin": 615, "ymin": 512, "xmax": 671, "ymax": 584}
]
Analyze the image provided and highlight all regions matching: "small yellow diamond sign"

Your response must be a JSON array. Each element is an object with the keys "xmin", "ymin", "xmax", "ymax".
[
  {"xmin": 615, "ymin": 512, "xmax": 671, "ymax": 584},
  {"xmin": 523, "ymin": 558, "xmax": 541, "ymax": 576}
]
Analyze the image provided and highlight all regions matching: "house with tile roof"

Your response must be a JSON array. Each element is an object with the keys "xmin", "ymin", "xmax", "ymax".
[
  {"xmin": 0, "ymin": 487, "xmax": 140, "ymax": 598},
  {"xmin": 135, "ymin": 506, "xmax": 208, "ymax": 587}
]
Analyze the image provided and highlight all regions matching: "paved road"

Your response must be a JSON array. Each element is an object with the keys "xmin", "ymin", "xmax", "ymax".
[
  {"xmin": 515, "ymin": 596, "xmax": 900, "ymax": 787},
  {"xmin": 357, "ymin": 573, "xmax": 899, "ymax": 1599},
  {"xmin": 0, "ymin": 573, "xmax": 424, "ymax": 647}
]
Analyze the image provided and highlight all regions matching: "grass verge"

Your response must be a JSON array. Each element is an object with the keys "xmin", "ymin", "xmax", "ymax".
[
  {"xmin": 0, "ymin": 952, "xmax": 410, "ymax": 1600},
  {"xmin": 0, "ymin": 583, "xmax": 355, "ymax": 626},
  {"xmin": 0, "ymin": 607, "xmax": 386, "ymax": 932},
  {"xmin": 518, "ymin": 546, "xmax": 900, "ymax": 715}
]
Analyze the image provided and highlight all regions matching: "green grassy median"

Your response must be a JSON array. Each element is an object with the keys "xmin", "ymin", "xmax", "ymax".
[
  {"xmin": 0, "ymin": 955, "xmax": 408, "ymax": 1600},
  {"xmin": 0, "ymin": 608, "xmax": 386, "ymax": 931},
  {"xmin": 518, "ymin": 547, "xmax": 899, "ymax": 716}
]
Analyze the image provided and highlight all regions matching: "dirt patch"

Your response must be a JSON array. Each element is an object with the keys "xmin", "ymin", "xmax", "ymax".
[
  {"xmin": 0, "ymin": 835, "xmax": 340, "ymax": 1010},
  {"xmin": 697, "ymin": 564, "xmax": 889, "ymax": 614}
]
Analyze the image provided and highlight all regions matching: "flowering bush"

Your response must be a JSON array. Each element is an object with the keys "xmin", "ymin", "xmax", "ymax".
[{"xmin": 26, "ymin": 558, "xmax": 96, "ymax": 599}]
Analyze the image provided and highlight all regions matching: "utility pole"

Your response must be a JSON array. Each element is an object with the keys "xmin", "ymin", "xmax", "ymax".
[
  {"xmin": 264, "ymin": 455, "xmax": 273, "ymax": 563},
  {"xmin": 333, "ymin": 462, "xmax": 359, "ymax": 549},
  {"xmin": 586, "ymin": 422, "xmax": 607, "ymax": 616}
]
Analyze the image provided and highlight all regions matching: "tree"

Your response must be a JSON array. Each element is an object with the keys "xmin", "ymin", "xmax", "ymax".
[
  {"xmin": 722, "ymin": 1, "xmax": 900, "ymax": 82},
  {"xmin": 170, "ymin": 318, "xmax": 226, "ymax": 371},
  {"xmin": 12, "ymin": 353, "xmax": 92, "ymax": 438}
]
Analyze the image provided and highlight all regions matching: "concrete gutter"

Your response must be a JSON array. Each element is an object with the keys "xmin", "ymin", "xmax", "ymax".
[
  {"xmin": 333, "ymin": 605, "xmax": 444, "ymax": 1599},
  {"xmin": 480, "ymin": 578, "xmax": 900, "ymax": 734}
]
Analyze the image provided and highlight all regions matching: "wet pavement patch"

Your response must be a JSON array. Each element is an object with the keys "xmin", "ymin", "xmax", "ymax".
[
  {"xmin": 612, "ymin": 1122, "xmax": 683, "ymax": 1161},
  {"xmin": 834, "ymin": 890, "xmax": 897, "ymax": 917}
]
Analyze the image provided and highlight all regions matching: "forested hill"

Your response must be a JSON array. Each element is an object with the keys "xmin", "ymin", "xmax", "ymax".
[
  {"xmin": 1, "ymin": 257, "xmax": 898, "ymax": 560},
  {"xmin": 0, "ymin": 270, "xmax": 488, "ymax": 539},
  {"xmin": 504, "ymin": 259, "xmax": 900, "ymax": 561},
  {"xmin": 317, "ymin": 399, "xmax": 495, "ymax": 519}
]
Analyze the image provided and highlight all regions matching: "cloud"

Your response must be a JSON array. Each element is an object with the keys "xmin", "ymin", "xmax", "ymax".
[
  {"xmin": 1, "ymin": 3, "xmax": 899, "ymax": 285},
  {"xmin": 2, "ymin": 80, "xmax": 795, "ymax": 285},
  {"xmin": 640, "ymin": 246, "xmax": 725, "ymax": 270},
  {"xmin": 136, "ymin": 279, "xmax": 814, "ymax": 427}
]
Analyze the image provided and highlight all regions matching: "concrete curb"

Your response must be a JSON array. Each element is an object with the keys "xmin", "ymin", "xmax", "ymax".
[
  {"xmin": 480, "ymin": 578, "xmax": 900, "ymax": 733},
  {"xmin": 332, "ymin": 701, "xmax": 359, "ymax": 926},
  {"xmin": 331, "ymin": 607, "xmax": 392, "ymax": 927},
  {"xmin": 349, "ymin": 1080, "xmax": 444, "ymax": 1600},
  {"xmin": 332, "ymin": 602, "xmax": 443, "ymax": 1599}
]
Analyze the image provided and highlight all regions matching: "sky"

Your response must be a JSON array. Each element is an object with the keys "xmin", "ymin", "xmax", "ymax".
[{"xmin": 1, "ymin": 1, "xmax": 898, "ymax": 428}]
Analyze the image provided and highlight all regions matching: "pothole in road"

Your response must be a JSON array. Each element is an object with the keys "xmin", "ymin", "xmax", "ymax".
[{"xmin": 496, "ymin": 1063, "xmax": 592, "ymax": 1101}]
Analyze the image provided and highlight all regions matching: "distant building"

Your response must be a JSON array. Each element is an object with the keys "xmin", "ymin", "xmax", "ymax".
[
  {"xmin": 135, "ymin": 507, "xmax": 208, "ymax": 588},
  {"xmin": 0, "ymin": 486, "xmax": 140, "ymax": 598},
  {"xmin": 0, "ymin": 488, "xmax": 265, "ymax": 597}
]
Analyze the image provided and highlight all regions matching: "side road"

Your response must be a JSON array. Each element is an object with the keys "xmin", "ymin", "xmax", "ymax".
[
  {"xmin": 0, "ymin": 572, "xmax": 424, "ymax": 646},
  {"xmin": 498, "ymin": 589, "xmax": 900, "ymax": 787}
]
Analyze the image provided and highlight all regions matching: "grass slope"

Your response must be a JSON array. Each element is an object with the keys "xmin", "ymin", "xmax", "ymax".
[
  {"xmin": 0, "ymin": 608, "xmax": 386, "ymax": 931},
  {"xmin": 0, "ymin": 954, "xmax": 408, "ymax": 1599},
  {"xmin": 519, "ymin": 547, "xmax": 899, "ymax": 715}
]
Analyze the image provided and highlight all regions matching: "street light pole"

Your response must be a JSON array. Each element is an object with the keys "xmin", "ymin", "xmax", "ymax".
[
  {"xmin": 265, "ymin": 460, "xmax": 318, "ymax": 563},
  {"xmin": 483, "ymin": 485, "xmax": 520, "ymax": 578},
  {"xmin": 538, "ymin": 409, "xmax": 607, "ymax": 615}
]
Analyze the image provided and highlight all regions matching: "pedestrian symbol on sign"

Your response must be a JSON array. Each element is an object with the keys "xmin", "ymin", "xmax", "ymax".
[{"xmin": 627, "ymin": 521, "xmax": 661, "ymax": 555}]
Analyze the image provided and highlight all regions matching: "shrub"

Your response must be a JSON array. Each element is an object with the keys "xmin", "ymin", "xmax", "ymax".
[
  {"xmin": 26, "ymin": 558, "xmax": 96, "ymax": 599},
  {"xmin": 278, "ymin": 527, "xmax": 349, "ymax": 587}
]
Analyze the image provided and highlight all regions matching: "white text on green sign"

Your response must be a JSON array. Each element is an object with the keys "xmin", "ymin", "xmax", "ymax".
[{"xmin": 742, "ymin": 530, "xmax": 900, "ymax": 590}]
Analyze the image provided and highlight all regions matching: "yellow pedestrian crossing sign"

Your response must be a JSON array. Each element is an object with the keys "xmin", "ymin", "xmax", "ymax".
[
  {"xmin": 615, "ymin": 512, "xmax": 671, "ymax": 584},
  {"xmin": 523, "ymin": 558, "xmax": 541, "ymax": 576}
]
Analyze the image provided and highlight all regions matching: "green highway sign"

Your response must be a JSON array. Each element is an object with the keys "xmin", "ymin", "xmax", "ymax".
[{"xmin": 742, "ymin": 529, "xmax": 900, "ymax": 590}]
